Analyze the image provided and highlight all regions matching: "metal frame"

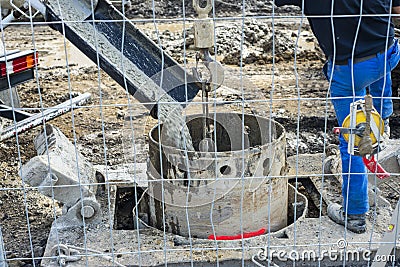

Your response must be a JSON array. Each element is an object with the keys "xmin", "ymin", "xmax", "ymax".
[{"xmin": 0, "ymin": 93, "xmax": 91, "ymax": 141}]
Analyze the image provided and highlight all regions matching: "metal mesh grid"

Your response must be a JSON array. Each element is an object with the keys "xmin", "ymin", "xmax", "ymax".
[{"xmin": 0, "ymin": 0, "xmax": 399, "ymax": 266}]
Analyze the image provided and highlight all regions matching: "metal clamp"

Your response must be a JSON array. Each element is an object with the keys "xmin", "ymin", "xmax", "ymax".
[{"xmin": 192, "ymin": 0, "xmax": 224, "ymax": 91}]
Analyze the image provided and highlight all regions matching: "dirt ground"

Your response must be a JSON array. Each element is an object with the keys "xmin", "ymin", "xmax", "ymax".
[{"xmin": 0, "ymin": 2, "xmax": 400, "ymax": 266}]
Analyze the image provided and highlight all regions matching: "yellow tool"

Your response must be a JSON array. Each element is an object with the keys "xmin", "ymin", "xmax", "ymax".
[
  {"xmin": 342, "ymin": 109, "xmax": 384, "ymax": 147},
  {"xmin": 334, "ymin": 95, "xmax": 385, "ymax": 156},
  {"xmin": 334, "ymin": 95, "xmax": 390, "ymax": 179}
]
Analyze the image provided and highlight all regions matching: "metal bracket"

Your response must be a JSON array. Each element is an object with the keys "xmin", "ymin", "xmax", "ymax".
[
  {"xmin": 371, "ymin": 200, "xmax": 400, "ymax": 267},
  {"xmin": 20, "ymin": 124, "xmax": 102, "ymax": 225},
  {"xmin": 192, "ymin": 0, "xmax": 224, "ymax": 91},
  {"xmin": 62, "ymin": 197, "xmax": 102, "ymax": 224},
  {"xmin": 193, "ymin": 0, "xmax": 212, "ymax": 18}
]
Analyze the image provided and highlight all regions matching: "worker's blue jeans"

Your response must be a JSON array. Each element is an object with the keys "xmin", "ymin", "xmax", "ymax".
[{"xmin": 324, "ymin": 39, "xmax": 400, "ymax": 215}]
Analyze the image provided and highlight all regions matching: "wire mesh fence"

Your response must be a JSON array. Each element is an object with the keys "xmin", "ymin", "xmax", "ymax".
[
  {"xmin": 0, "ymin": 0, "xmax": 399, "ymax": 266},
  {"xmin": 0, "ymin": 226, "xmax": 5, "ymax": 267}
]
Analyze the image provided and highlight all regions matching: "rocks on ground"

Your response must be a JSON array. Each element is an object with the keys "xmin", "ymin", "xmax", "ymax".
[{"xmin": 145, "ymin": 19, "xmax": 324, "ymax": 66}]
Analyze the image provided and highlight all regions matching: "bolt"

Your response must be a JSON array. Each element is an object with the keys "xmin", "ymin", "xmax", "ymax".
[
  {"xmin": 59, "ymin": 258, "xmax": 66, "ymax": 267},
  {"xmin": 80, "ymin": 205, "xmax": 95, "ymax": 219}
]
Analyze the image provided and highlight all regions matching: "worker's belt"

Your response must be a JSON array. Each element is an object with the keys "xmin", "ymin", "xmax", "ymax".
[{"xmin": 334, "ymin": 41, "xmax": 395, "ymax": 66}]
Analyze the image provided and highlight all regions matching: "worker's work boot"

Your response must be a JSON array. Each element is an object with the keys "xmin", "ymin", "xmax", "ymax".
[{"xmin": 327, "ymin": 203, "xmax": 366, "ymax": 234}]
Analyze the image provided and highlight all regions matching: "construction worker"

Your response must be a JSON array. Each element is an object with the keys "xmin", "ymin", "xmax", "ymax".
[{"xmin": 274, "ymin": 0, "xmax": 400, "ymax": 233}]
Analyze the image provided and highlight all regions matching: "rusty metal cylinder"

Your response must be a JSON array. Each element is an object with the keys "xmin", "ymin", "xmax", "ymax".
[{"xmin": 146, "ymin": 113, "xmax": 288, "ymax": 239}]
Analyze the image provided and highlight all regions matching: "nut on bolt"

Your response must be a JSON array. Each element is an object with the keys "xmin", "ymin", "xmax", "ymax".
[{"xmin": 81, "ymin": 205, "xmax": 95, "ymax": 219}]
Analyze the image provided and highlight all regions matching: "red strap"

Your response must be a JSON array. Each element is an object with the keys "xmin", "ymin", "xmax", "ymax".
[
  {"xmin": 362, "ymin": 155, "xmax": 390, "ymax": 180},
  {"xmin": 208, "ymin": 228, "xmax": 266, "ymax": 240}
]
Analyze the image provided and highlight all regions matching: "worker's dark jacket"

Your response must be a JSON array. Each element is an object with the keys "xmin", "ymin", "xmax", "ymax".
[{"xmin": 275, "ymin": 0, "xmax": 400, "ymax": 61}]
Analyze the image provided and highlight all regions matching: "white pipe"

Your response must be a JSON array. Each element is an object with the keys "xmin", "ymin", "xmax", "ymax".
[
  {"xmin": 26, "ymin": 0, "xmax": 46, "ymax": 16},
  {"xmin": 0, "ymin": 12, "xmax": 15, "ymax": 30}
]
